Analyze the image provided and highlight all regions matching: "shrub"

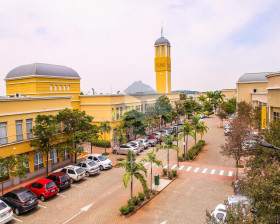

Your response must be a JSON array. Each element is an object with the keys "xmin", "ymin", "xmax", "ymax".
[
  {"xmin": 168, "ymin": 173, "xmax": 173, "ymax": 179},
  {"xmin": 162, "ymin": 168, "xmax": 167, "ymax": 176},
  {"xmin": 172, "ymin": 170, "xmax": 177, "ymax": 177},
  {"xmin": 132, "ymin": 196, "xmax": 139, "ymax": 206},
  {"xmin": 127, "ymin": 203, "xmax": 135, "ymax": 212},
  {"xmin": 138, "ymin": 192, "xmax": 145, "ymax": 201},
  {"xmin": 117, "ymin": 158, "xmax": 124, "ymax": 161},
  {"xmin": 151, "ymin": 189, "xmax": 157, "ymax": 195},
  {"xmin": 145, "ymin": 192, "xmax": 151, "ymax": 199},
  {"xmin": 92, "ymin": 140, "xmax": 111, "ymax": 148},
  {"xmin": 120, "ymin": 206, "xmax": 129, "ymax": 215},
  {"xmin": 236, "ymin": 164, "xmax": 244, "ymax": 168},
  {"xmin": 102, "ymin": 152, "xmax": 109, "ymax": 155},
  {"xmin": 178, "ymin": 156, "xmax": 183, "ymax": 162}
]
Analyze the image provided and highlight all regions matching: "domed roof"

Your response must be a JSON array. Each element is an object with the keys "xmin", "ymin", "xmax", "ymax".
[
  {"xmin": 237, "ymin": 72, "xmax": 272, "ymax": 83},
  {"xmin": 124, "ymin": 81, "xmax": 156, "ymax": 95},
  {"xmin": 154, "ymin": 36, "xmax": 170, "ymax": 46},
  {"xmin": 5, "ymin": 63, "xmax": 80, "ymax": 80}
]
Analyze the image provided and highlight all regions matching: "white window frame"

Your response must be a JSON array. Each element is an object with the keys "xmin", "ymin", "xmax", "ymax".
[
  {"xmin": 59, "ymin": 85, "xmax": 62, "ymax": 91},
  {"xmin": 50, "ymin": 84, "xmax": 53, "ymax": 91},
  {"xmin": 54, "ymin": 85, "xmax": 57, "ymax": 91},
  {"xmin": 16, "ymin": 120, "xmax": 23, "ymax": 141},
  {"xmin": 68, "ymin": 85, "xmax": 70, "ymax": 91},
  {"xmin": 26, "ymin": 119, "xmax": 33, "ymax": 139},
  {"xmin": 63, "ymin": 85, "xmax": 66, "ymax": 91},
  {"xmin": 34, "ymin": 152, "xmax": 44, "ymax": 170},
  {"xmin": 63, "ymin": 150, "xmax": 70, "ymax": 161},
  {"xmin": 50, "ymin": 149, "xmax": 58, "ymax": 164},
  {"xmin": 21, "ymin": 152, "xmax": 30, "ymax": 173},
  {"xmin": 0, "ymin": 122, "xmax": 8, "ymax": 145}
]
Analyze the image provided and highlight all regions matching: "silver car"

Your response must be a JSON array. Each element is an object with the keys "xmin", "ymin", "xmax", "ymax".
[
  {"xmin": 75, "ymin": 161, "xmax": 100, "ymax": 177},
  {"xmin": 129, "ymin": 141, "xmax": 144, "ymax": 151},
  {"xmin": 138, "ymin": 138, "xmax": 149, "ymax": 149},
  {"xmin": 113, "ymin": 144, "xmax": 140, "ymax": 155}
]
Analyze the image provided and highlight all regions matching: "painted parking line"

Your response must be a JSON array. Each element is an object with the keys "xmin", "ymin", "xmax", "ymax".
[
  {"xmin": 194, "ymin": 167, "xmax": 199, "ymax": 173},
  {"xmin": 202, "ymin": 168, "xmax": 208, "ymax": 174},
  {"xmin": 171, "ymin": 165, "xmax": 177, "ymax": 169},
  {"xmin": 13, "ymin": 217, "xmax": 23, "ymax": 223},
  {"xmin": 186, "ymin": 166, "xmax": 192, "ymax": 171},
  {"xmin": 72, "ymin": 185, "xmax": 83, "ymax": 189},
  {"xmin": 144, "ymin": 162, "xmax": 149, "ymax": 166},
  {"xmin": 38, "ymin": 204, "xmax": 47, "ymax": 209},
  {"xmin": 164, "ymin": 164, "xmax": 170, "ymax": 169},
  {"xmin": 179, "ymin": 166, "xmax": 184, "ymax": 170},
  {"xmin": 57, "ymin": 193, "xmax": 66, "ymax": 197},
  {"xmin": 228, "ymin": 171, "xmax": 233, "ymax": 176},
  {"xmin": 219, "ymin": 170, "xmax": 224, "ymax": 175},
  {"xmin": 210, "ymin": 169, "xmax": 216, "ymax": 175}
]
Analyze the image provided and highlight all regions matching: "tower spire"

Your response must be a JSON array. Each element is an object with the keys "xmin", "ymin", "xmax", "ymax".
[{"xmin": 161, "ymin": 21, "xmax": 163, "ymax": 37}]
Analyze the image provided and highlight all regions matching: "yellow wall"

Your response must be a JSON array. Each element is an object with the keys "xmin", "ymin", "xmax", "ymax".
[
  {"xmin": 222, "ymin": 89, "xmax": 236, "ymax": 100},
  {"xmin": 237, "ymin": 82, "xmax": 267, "ymax": 103}
]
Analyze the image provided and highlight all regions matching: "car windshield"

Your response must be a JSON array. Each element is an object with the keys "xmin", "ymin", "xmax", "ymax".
[
  {"xmin": 18, "ymin": 190, "xmax": 34, "ymax": 201},
  {"xmin": 60, "ymin": 175, "xmax": 69, "ymax": 182},
  {"xmin": 46, "ymin": 181, "xmax": 56, "ymax": 189},
  {"xmin": 97, "ymin": 156, "xmax": 106, "ymax": 161},
  {"xmin": 0, "ymin": 202, "xmax": 7, "ymax": 210},
  {"xmin": 88, "ymin": 161, "xmax": 96, "ymax": 166},
  {"xmin": 76, "ymin": 167, "xmax": 84, "ymax": 174}
]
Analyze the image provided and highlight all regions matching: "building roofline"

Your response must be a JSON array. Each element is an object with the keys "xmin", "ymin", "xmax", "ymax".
[
  {"xmin": 265, "ymin": 72, "xmax": 280, "ymax": 78},
  {"xmin": 79, "ymin": 92, "xmax": 178, "ymax": 97},
  {"xmin": 0, "ymin": 96, "xmax": 72, "ymax": 102},
  {"xmin": 5, "ymin": 74, "xmax": 81, "ymax": 81},
  {"xmin": 236, "ymin": 81, "xmax": 267, "ymax": 84}
]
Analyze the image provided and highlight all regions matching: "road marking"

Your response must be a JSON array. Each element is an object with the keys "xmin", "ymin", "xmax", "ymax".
[
  {"xmin": 57, "ymin": 193, "xmax": 66, "ymax": 197},
  {"xmin": 164, "ymin": 164, "xmax": 170, "ymax": 169},
  {"xmin": 144, "ymin": 162, "xmax": 149, "ymax": 166},
  {"xmin": 202, "ymin": 168, "xmax": 207, "ymax": 173},
  {"xmin": 13, "ymin": 217, "xmax": 23, "ymax": 222},
  {"xmin": 228, "ymin": 171, "xmax": 233, "ymax": 176},
  {"xmin": 72, "ymin": 185, "xmax": 83, "ymax": 189},
  {"xmin": 160, "ymin": 221, "xmax": 167, "ymax": 224},
  {"xmin": 152, "ymin": 163, "xmax": 156, "ymax": 167},
  {"xmin": 38, "ymin": 204, "xmax": 47, "ymax": 209},
  {"xmin": 211, "ymin": 169, "xmax": 216, "ymax": 175},
  {"xmin": 186, "ymin": 166, "xmax": 192, "ymax": 171},
  {"xmin": 171, "ymin": 165, "xmax": 177, "ymax": 169},
  {"xmin": 179, "ymin": 166, "xmax": 184, "ymax": 170},
  {"xmin": 219, "ymin": 170, "xmax": 224, "ymax": 175},
  {"xmin": 63, "ymin": 203, "xmax": 94, "ymax": 224},
  {"xmin": 194, "ymin": 167, "xmax": 199, "ymax": 172}
]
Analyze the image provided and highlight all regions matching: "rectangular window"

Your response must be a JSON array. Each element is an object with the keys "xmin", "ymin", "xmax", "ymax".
[
  {"xmin": 0, "ymin": 122, "xmax": 8, "ymax": 145},
  {"xmin": 116, "ymin": 108, "xmax": 119, "ymax": 120},
  {"xmin": 63, "ymin": 150, "xmax": 69, "ymax": 161},
  {"xmin": 157, "ymin": 46, "xmax": 159, "ymax": 56},
  {"xmin": 120, "ymin": 107, "xmax": 123, "ymax": 118},
  {"xmin": 273, "ymin": 112, "xmax": 280, "ymax": 121},
  {"xmin": 54, "ymin": 85, "xmax": 57, "ymax": 91},
  {"xmin": 50, "ymin": 149, "xmax": 58, "ymax": 164},
  {"xmin": 59, "ymin": 85, "xmax": 61, "ymax": 91},
  {"xmin": 112, "ymin": 109, "xmax": 115, "ymax": 121},
  {"xmin": 162, "ymin": 46, "xmax": 164, "ymax": 56},
  {"xmin": 16, "ymin": 120, "xmax": 23, "ymax": 141},
  {"xmin": 34, "ymin": 152, "xmax": 44, "ymax": 170},
  {"xmin": 20, "ymin": 152, "xmax": 30, "ymax": 173},
  {"xmin": 63, "ymin": 85, "xmax": 66, "ymax": 91},
  {"xmin": 26, "ymin": 119, "xmax": 33, "ymax": 139},
  {"xmin": 141, "ymin": 105, "xmax": 143, "ymax": 112},
  {"xmin": 68, "ymin": 85, "xmax": 70, "ymax": 91},
  {"xmin": 50, "ymin": 85, "xmax": 53, "ymax": 91}
]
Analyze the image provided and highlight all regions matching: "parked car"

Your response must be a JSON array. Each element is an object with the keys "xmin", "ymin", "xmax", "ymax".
[
  {"xmin": 113, "ymin": 144, "xmax": 140, "ymax": 155},
  {"xmin": 211, "ymin": 204, "xmax": 228, "ymax": 223},
  {"xmin": 127, "ymin": 141, "xmax": 143, "ymax": 152},
  {"xmin": 1, "ymin": 187, "xmax": 38, "ymax": 216},
  {"xmin": 25, "ymin": 178, "xmax": 58, "ymax": 202},
  {"xmin": 242, "ymin": 139, "xmax": 256, "ymax": 151},
  {"xmin": 142, "ymin": 136, "xmax": 157, "ymax": 146},
  {"xmin": 75, "ymin": 160, "xmax": 100, "ymax": 176},
  {"xmin": 159, "ymin": 129, "xmax": 171, "ymax": 137},
  {"xmin": 0, "ymin": 199, "xmax": 13, "ymax": 223},
  {"xmin": 86, "ymin": 154, "xmax": 112, "ymax": 170},
  {"xmin": 224, "ymin": 127, "xmax": 231, "ymax": 136},
  {"xmin": 47, "ymin": 172, "xmax": 71, "ymax": 192},
  {"xmin": 138, "ymin": 138, "xmax": 149, "ymax": 149},
  {"xmin": 233, "ymin": 179, "xmax": 247, "ymax": 195},
  {"xmin": 55, "ymin": 165, "xmax": 86, "ymax": 182},
  {"xmin": 132, "ymin": 140, "xmax": 146, "ymax": 150}
]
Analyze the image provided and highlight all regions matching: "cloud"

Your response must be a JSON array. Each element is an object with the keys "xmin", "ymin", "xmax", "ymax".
[{"xmin": 0, "ymin": 0, "xmax": 280, "ymax": 96}]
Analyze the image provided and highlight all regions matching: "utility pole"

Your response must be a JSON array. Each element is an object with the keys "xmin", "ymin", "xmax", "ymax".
[{"xmin": 183, "ymin": 129, "xmax": 186, "ymax": 161}]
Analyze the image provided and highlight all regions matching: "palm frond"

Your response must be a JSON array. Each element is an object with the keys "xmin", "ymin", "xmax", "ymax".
[{"xmin": 122, "ymin": 171, "xmax": 131, "ymax": 188}]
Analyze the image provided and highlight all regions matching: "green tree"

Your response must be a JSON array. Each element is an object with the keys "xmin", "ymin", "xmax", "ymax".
[
  {"xmin": 217, "ymin": 108, "xmax": 227, "ymax": 127},
  {"xmin": 203, "ymin": 101, "xmax": 213, "ymax": 112},
  {"xmin": 155, "ymin": 95, "xmax": 173, "ymax": 126},
  {"xmin": 221, "ymin": 98, "xmax": 236, "ymax": 115},
  {"xmin": 115, "ymin": 151, "xmax": 147, "ymax": 203},
  {"xmin": 265, "ymin": 119, "xmax": 280, "ymax": 149},
  {"xmin": 156, "ymin": 135, "xmax": 179, "ymax": 177},
  {"xmin": 237, "ymin": 101, "xmax": 253, "ymax": 124},
  {"xmin": 179, "ymin": 93, "xmax": 187, "ymax": 101},
  {"xmin": 30, "ymin": 114, "xmax": 59, "ymax": 176},
  {"xmin": 0, "ymin": 155, "xmax": 29, "ymax": 195},
  {"xmin": 179, "ymin": 120, "xmax": 195, "ymax": 161},
  {"xmin": 145, "ymin": 104, "xmax": 157, "ymax": 133},
  {"xmin": 141, "ymin": 150, "xmax": 162, "ymax": 191},
  {"xmin": 253, "ymin": 105, "xmax": 262, "ymax": 131},
  {"xmin": 99, "ymin": 121, "xmax": 112, "ymax": 153},
  {"xmin": 56, "ymin": 108, "xmax": 96, "ymax": 163},
  {"xmin": 198, "ymin": 95, "xmax": 206, "ymax": 104},
  {"xmin": 122, "ymin": 109, "xmax": 146, "ymax": 139},
  {"xmin": 197, "ymin": 121, "xmax": 209, "ymax": 140},
  {"xmin": 191, "ymin": 114, "xmax": 201, "ymax": 145}
]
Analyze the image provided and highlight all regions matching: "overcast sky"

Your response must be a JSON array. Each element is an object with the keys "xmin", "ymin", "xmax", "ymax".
[{"xmin": 1, "ymin": 0, "xmax": 280, "ymax": 95}]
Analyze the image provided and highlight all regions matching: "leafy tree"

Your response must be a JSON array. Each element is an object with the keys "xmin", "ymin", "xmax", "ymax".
[
  {"xmin": 197, "ymin": 121, "xmax": 209, "ymax": 140},
  {"xmin": 184, "ymin": 99, "xmax": 202, "ymax": 117},
  {"xmin": 217, "ymin": 108, "xmax": 227, "ymax": 127},
  {"xmin": 115, "ymin": 151, "xmax": 147, "ymax": 203},
  {"xmin": 221, "ymin": 98, "xmax": 236, "ymax": 115},
  {"xmin": 99, "ymin": 121, "xmax": 112, "ymax": 153},
  {"xmin": 203, "ymin": 101, "xmax": 213, "ymax": 112},
  {"xmin": 56, "ymin": 108, "xmax": 97, "ymax": 163},
  {"xmin": 122, "ymin": 109, "xmax": 146, "ymax": 139},
  {"xmin": 252, "ymin": 105, "xmax": 262, "ymax": 131},
  {"xmin": 175, "ymin": 100, "xmax": 185, "ymax": 117},
  {"xmin": 0, "ymin": 155, "xmax": 29, "ymax": 195},
  {"xmin": 264, "ymin": 119, "xmax": 280, "ymax": 149},
  {"xmin": 156, "ymin": 135, "xmax": 179, "ymax": 177},
  {"xmin": 198, "ymin": 95, "xmax": 206, "ymax": 104},
  {"xmin": 155, "ymin": 95, "xmax": 173, "ymax": 126},
  {"xmin": 30, "ymin": 114, "xmax": 59, "ymax": 176},
  {"xmin": 179, "ymin": 120, "xmax": 195, "ymax": 161},
  {"xmin": 141, "ymin": 150, "xmax": 162, "ymax": 191},
  {"xmin": 145, "ymin": 104, "xmax": 157, "ymax": 133},
  {"xmin": 115, "ymin": 125, "xmax": 127, "ymax": 146},
  {"xmin": 191, "ymin": 114, "xmax": 201, "ymax": 145},
  {"xmin": 179, "ymin": 93, "xmax": 187, "ymax": 101},
  {"xmin": 237, "ymin": 101, "xmax": 253, "ymax": 125}
]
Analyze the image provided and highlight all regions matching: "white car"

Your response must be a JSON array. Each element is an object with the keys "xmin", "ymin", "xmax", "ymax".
[
  {"xmin": 0, "ymin": 200, "xmax": 13, "ymax": 224},
  {"xmin": 138, "ymin": 139, "xmax": 149, "ymax": 149},
  {"xmin": 225, "ymin": 195, "xmax": 251, "ymax": 208},
  {"xmin": 113, "ymin": 144, "xmax": 140, "ymax": 155},
  {"xmin": 86, "ymin": 154, "xmax": 112, "ymax": 170},
  {"xmin": 56, "ymin": 165, "xmax": 86, "ymax": 182},
  {"xmin": 211, "ymin": 204, "xmax": 228, "ymax": 223}
]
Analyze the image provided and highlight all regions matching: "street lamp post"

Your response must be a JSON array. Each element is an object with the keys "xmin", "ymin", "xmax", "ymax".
[
  {"xmin": 183, "ymin": 129, "xmax": 186, "ymax": 161},
  {"xmin": 259, "ymin": 141, "xmax": 280, "ymax": 150},
  {"xmin": 176, "ymin": 116, "xmax": 179, "ymax": 167}
]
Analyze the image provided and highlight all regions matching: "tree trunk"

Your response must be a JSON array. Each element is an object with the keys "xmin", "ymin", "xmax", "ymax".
[
  {"xmin": 183, "ymin": 132, "xmax": 186, "ymax": 161},
  {"xmin": 186, "ymin": 135, "xmax": 188, "ymax": 161},
  {"xmin": 236, "ymin": 160, "xmax": 239, "ymax": 180},
  {"xmin": 75, "ymin": 153, "xmax": 77, "ymax": 164},
  {"xmin": 194, "ymin": 131, "xmax": 197, "ymax": 146},
  {"xmin": 130, "ymin": 153, "xmax": 133, "ymax": 203},
  {"xmin": 167, "ymin": 148, "xmax": 170, "ymax": 177},
  {"xmin": 104, "ymin": 134, "xmax": 107, "ymax": 154},
  {"xmin": 46, "ymin": 153, "xmax": 49, "ymax": 176},
  {"xmin": 150, "ymin": 162, "xmax": 153, "ymax": 191}
]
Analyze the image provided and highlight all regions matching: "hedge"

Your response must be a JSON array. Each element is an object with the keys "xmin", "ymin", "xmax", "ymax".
[
  {"xmin": 92, "ymin": 140, "xmax": 111, "ymax": 148},
  {"xmin": 185, "ymin": 140, "xmax": 205, "ymax": 160}
]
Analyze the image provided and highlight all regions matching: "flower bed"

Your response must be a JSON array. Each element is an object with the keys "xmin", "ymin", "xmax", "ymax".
[{"xmin": 180, "ymin": 140, "xmax": 205, "ymax": 161}]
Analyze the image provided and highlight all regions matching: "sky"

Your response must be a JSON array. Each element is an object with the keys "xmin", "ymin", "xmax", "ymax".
[{"xmin": 0, "ymin": 0, "xmax": 280, "ymax": 95}]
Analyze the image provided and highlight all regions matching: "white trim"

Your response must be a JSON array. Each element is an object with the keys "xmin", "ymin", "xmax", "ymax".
[
  {"xmin": 5, "ymin": 74, "xmax": 80, "ymax": 81},
  {"xmin": 0, "ymin": 107, "xmax": 72, "ymax": 117},
  {"xmin": 71, "ymin": 100, "xmax": 80, "ymax": 102},
  {"xmin": 1, "ymin": 96, "xmax": 72, "ymax": 101},
  {"xmin": 266, "ymin": 87, "xmax": 280, "ymax": 90},
  {"xmin": 7, "ymin": 92, "xmax": 79, "ymax": 95},
  {"xmin": 0, "ymin": 138, "xmax": 32, "ymax": 148},
  {"xmin": 251, "ymin": 92, "xmax": 267, "ymax": 95},
  {"xmin": 6, "ymin": 81, "xmax": 80, "ymax": 85},
  {"xmin": 236, "ymin": 81, "xmax": 267, "ymax": 84}
]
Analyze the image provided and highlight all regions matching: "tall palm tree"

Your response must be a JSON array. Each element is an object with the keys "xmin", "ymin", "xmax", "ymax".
[
  {"xmin": 141, "ymin": 150, "xmax": 162, "ymax": 191},
  {"xmin": 197, "ymin": 121, "xmax": 209, "ymax": 140},
  {"xmin": 192, "ymin": 114, "xmax": 201, "ymax": 145},
  {"xmin": 198, "ymin": 95, "xmax": 206, "ymax": 104},
  {"xmin": 179, "ymin": 120, "xmax": 195, "ymax": 161},
  {"xmin": 156, "ymin": 135, "xmax": 179, "ymax": 177},
  {"xmin": 115, "ymin": 151, "xmax": 147, "ymax": 203},
  {"xmin": 99, "ymin": 121, "xmax": 112, "ymax": 153}
]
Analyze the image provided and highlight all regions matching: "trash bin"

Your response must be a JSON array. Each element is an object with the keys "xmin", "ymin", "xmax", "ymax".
[{"xmin": 154, "ymin": 175, "xmax": 160, "ymax": 186}]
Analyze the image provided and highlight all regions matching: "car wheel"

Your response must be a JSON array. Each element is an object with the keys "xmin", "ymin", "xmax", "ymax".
[
  {"xmin": 113, "ymin": 150, "xmax": 116, "ymax": 154},
  {"xmin": 40, "ymin": 195, "xmax": 46, "ymax": 202},
  {"xmin": 86, "ymin": 172, "xmax": 90, "ymax": 177},
  {"xmin": 99, "ymin": 165, "xmax": 104, "ymax": 171},
  {"xmin": 15, "ymin": 208, "xmax": 20, "ymax": 216},
  {"xmin": 57, "ymin": 187, "xmax": 60, "ymax": 193},
  {"xmin": 70, "ymin": 178, "xmax": 74, "ymax": 184}
]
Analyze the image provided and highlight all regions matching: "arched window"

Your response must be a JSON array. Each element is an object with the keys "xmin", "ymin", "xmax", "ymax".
[
  {"xmin": 157, "ymin": 46, "xmax": 159, "ymax": 56},
  {"xmin": 162, "ymin": 46, "xmax": 164, "ymax": 56}
]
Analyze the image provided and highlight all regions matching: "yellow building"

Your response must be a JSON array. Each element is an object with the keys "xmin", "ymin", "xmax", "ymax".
[
  {"xmin": 154, "ymin": 36, "xmax": 171, "ymax": 93},
  {"xmin": 266, "ymin": 72, "xmax": 280, "ymax": 123},
  {"xmin": 222, "ymin": 89, "xmax": 236, "ymax": 101}
]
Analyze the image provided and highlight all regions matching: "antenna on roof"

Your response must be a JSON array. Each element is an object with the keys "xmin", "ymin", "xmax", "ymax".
[{"xmin": 161, "ymin": 20, "xmax": 163, "ymax": 37}]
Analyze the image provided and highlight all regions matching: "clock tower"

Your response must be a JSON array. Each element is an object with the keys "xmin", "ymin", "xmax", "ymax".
[{"xmin": 154, "ymin": 34, "xmax": 171, "ymax": 93}]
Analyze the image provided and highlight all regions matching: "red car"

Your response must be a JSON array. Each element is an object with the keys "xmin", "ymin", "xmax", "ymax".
[{"xmin": 25, "ymin": 178, "xmax": 58, "ymax": 202}]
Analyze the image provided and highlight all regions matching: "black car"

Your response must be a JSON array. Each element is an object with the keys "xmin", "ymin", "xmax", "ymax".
[{"xmin": 1, "ymin": 187, "xmax": 38, "ymax": 216}]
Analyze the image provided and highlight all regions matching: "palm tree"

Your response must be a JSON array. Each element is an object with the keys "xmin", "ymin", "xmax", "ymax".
[
  {"xmin": 99, "ymin": 121, "xmax": 112, "ymax": 153},
  {"xmin": 179, "ymin": 120, "xmax": 195, "ymax": 161},
  {"xmin": 198, "ymin": 95, "xmax": 206, "ymax": 104},
  {"xmin": 192, "ymin": 114, "xmax": 201, "ymax": 145},
  {"xmin": 141, "ymin": 150, "xmax": 162, "ymax": 191},
  {"xmin": 156, "ymin": 135, "xmax": 179, "ymax": 177},
  {"xmin": 197, "ymin": 121, "xmax": 209, "ymax": 140},
  {"xmin": 115, "ymin": 151, "xmax": 147, "ymax": 203}
]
